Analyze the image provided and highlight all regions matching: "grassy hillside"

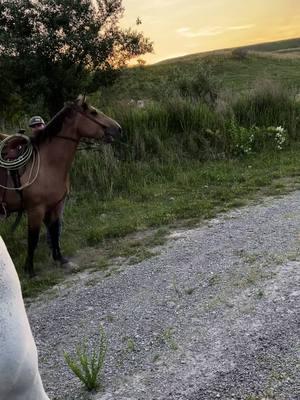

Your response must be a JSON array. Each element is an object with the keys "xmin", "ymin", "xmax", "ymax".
[{"xmin": 97, "ymin": 50, "xmax": 300, "ymax": 106}]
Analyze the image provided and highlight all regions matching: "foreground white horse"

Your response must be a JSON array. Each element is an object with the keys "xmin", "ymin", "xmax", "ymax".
[{"xmin": 0, "ymin": 237, "xmax": 49, "ymax": 400}]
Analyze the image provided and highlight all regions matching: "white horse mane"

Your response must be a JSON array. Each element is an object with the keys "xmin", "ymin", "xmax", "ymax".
[{"xmin": 0, "ymin": 237, "xmax": 49, "ymax": 400}]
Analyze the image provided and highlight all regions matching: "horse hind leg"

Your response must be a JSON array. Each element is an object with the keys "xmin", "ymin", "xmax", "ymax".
[{"xmin": 24, "ymin": 208, "xmax": 44, "ymax": 278}]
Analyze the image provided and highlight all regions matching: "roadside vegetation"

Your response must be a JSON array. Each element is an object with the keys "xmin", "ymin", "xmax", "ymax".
[{"xmin": 2, "ymin": 40, "xmax": 300, "ymax": 297}]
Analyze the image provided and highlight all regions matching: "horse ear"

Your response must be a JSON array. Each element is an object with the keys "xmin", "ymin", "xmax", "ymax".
[
  {"xmin": 76, "ymin": 95, "xmax": 84, "ymax": 105},
  {"xmin": 76, "ymin": 95, "xmax": 88, "ymax": 109}
]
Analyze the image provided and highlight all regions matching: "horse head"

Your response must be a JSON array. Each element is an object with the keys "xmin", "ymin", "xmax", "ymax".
[{"xmin": 72, "ymin": 95, "xmax": 122, "ymax": 143}]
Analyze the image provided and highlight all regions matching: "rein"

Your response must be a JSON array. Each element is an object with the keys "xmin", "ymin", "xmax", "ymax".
[{"xmin": 54, "ymin": 135, "xmax": 79, "ymax": 144}]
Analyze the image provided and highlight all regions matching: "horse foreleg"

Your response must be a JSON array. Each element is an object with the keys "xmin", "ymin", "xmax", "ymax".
[
  {"xmin": 47, "ymin": 219, "xmax": 69, "ymax": 265},
  {"xmin": 44, "ymin": 201, "xmax": 69, "ymax": 265},
  {"xmin": 24, "ymin": 208, "xmax": 44, "ymax": 278}
]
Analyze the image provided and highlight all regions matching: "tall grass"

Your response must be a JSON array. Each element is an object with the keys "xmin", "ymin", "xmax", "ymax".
[
  {"xmin": 232, "ymin": 80, "xmax": 300, "ymax": 137},
  {"xmin": 71, "ymin": 81, "xmax": 300, "ymax": 197},
  {"xmin": 111, "ymin": 98, "xmax": 227, "ymax": 161}
]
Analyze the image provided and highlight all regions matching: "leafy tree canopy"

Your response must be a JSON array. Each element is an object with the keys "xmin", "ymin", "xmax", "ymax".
[{"xmin": 0, "ymin": 0, "xmax": 153, "ymax": 115}]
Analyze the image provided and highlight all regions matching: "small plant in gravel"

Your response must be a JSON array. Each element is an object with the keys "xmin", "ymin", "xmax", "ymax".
[
  {"xmin": 160, "ymin": 328, "xmax": 179, "ymax": 350},
  {"xmin": 64, "ymin": 325, "xmax": 107, "ymax": 391},
  {"xmin": 122, "ymin": 336, "xmax": 137, "ymax": 353},
  {"xmin": 172, "ymin": 275, "xmax": 182, "ymax": 299}
]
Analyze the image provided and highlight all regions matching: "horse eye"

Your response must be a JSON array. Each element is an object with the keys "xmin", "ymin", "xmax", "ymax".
[{"xmin": 90, "ymin": 110, "xmax": 98, "ymax": 116}]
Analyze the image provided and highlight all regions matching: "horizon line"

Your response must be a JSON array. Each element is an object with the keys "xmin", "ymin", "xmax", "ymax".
[{"xmin": 146, "ymin": 35, "xmax": 300, "ymax": 65}]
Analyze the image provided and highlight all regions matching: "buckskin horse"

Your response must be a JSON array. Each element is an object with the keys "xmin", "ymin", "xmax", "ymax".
[{"xmin": 0, "ymin": 96, "xmax": 121, "ymax": 277}]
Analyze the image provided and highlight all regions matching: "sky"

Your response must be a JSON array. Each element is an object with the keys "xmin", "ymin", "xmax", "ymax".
[{"xmin": 121, "ymin": 0, "xmax": 300, "ymax": 64}]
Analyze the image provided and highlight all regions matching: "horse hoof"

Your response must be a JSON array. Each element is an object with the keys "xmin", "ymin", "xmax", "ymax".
[
  {"xmin": 62, "ymin": 261, "xmax": 80, "ymax": 273},
  {"xmin": 23, "ymin": 264, "xmax": 36, "ymax": 279},
  {"xmin": 59, "ymin": 256, "xmax": 69, "ymax": 265},
  {"xmin": 29, "ymin": 271, "xmax": 37, "ymax": 279},
  {"xmin": 53, "ymin": 255, "xmax": 69, "ymax": 265}
]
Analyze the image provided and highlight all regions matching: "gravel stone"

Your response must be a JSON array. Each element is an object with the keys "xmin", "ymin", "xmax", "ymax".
[{"xmin": 28, "ymin": 191, "xmax": 300, "ymax": 400}]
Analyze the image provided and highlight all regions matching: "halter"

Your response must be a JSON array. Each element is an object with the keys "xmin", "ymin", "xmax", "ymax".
[
  {"xmin": 72, "ymin": 104, "xmax": 113, "ymax": 130},
  {"xmin": 54, "ymin": 103, "xmax": 113, "ymax": 144}
]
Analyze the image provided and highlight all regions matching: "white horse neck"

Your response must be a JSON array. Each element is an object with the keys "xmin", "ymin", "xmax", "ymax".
[{"xmin": 0, "ymin": 237, "xmax": 50, "ymax": 400}]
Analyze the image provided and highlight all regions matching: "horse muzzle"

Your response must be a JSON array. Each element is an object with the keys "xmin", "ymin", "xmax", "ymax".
[{"xmin": 103, "ymin": 125, "xmax": 122, "ymax": 143}]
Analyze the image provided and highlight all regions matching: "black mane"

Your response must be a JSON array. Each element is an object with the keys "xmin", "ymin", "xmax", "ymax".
[{"xmin": 31, "ymin": 103, "xmax": 75, "ymax": 145}]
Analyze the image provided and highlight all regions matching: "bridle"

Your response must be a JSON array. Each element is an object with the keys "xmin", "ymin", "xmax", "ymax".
[{"xmin": 54, "ymin": 103, "xmax": 113, "ymax": 144}]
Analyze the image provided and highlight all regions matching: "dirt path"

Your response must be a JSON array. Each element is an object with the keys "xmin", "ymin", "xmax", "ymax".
[{"xmin": 28, "ymin": 191, "xmax": 300, "ymax": 400}]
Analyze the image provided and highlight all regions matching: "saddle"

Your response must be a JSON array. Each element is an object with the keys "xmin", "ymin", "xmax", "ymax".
[
  {"xmin": 0, "ymin": 133, "xmax": 29, "ymax": 218},
  {"xmin": 1, "ymin": 135, "xmax": 27, "ymax": 160}
]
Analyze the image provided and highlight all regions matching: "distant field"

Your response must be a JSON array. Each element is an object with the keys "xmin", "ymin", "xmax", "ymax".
[
  {"xmin": 241, "ymin": 37, "xmax": 300, "ymax": 53},
  {"xmin": 157, "ymin": 37, "xmax": 300, "ymax": 63},
  {"xmin": 276, "ymin": 47, "xmax": 300, "ymax": 54}
]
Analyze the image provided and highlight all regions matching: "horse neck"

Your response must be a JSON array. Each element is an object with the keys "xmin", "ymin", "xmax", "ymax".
[{"xmin": 39, "ymin": 125, "xmax": 79, "ymax": 176}]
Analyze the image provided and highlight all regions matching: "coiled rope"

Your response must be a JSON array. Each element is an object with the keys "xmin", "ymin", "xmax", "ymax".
[
  {"xmin": 0, "ymin": 134, "xmax": 40, "ymax": 190},
  {"xmin": 0, "ymin": 134, "xmax": 32, "ymax": 169}
]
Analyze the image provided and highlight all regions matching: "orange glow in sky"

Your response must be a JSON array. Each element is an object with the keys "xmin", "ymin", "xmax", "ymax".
[{"xmin": 121, "ymin": 0, "xmax": 300, "ymax": 64}]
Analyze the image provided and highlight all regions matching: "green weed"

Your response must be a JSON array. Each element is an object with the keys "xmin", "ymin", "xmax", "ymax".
[{"xmin": 64, "ymin": 326, "xmax": 107, "ymax": 391}]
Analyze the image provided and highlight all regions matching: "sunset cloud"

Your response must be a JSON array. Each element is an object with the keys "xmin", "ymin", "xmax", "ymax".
[
  {"xmin": 122, "ymin": 0, "xmax": 299, "ymax": 64},
  {"xmin": 177, "ymin": 24, "xmax": 255, "ymax": 38},
  {"xmin": 141, "ymin": 0, "xmax": 185, "ymax": 10}
]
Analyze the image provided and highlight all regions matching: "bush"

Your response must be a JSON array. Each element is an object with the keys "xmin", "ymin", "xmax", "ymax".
[
  {"xmin": 227, "ymin": 118, "xmax": 288, "ymax": 156},
  {"xmin": 232, "ymin": 48, "xmax": 248, "ymax": 60},
  {"xmin": 176, "ymin": 65, "xmax": 219, "ymax": 105}
]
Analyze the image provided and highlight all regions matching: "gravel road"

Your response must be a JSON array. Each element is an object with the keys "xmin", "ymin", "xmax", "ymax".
[{"xmin": 28, "ymin": 191, "xmax": 300, "ymax": 400}]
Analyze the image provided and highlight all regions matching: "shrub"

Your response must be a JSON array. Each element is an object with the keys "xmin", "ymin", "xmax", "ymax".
[
  {"xmin": 176, "ymin": 65, "xmax": 219, "ymax": 105},
  {"xmin": 227, "ymin": 118, "xmax": 288, "ymax": 156},
  {"xmin": 232, "ymin": 48, "xmax": 248, "ymax": 60}
]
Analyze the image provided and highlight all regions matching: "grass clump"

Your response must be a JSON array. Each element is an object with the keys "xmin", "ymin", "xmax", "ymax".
[
  {"xmin": 233, "ymin": 80, "xmax": 299, "ymax": 131},
  {"xmin": 64, "ymin": 325, "xmax": 107, "ymax": 391}
]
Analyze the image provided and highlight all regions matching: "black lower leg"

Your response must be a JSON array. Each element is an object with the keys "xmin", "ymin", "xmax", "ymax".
[
  {"xmin": 48, "ymin": 219, "xmax": 68, "ymax": 264},
  {"xmin": 24, "ymin": 228, "xmax": 40, "ymax": 277}
]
